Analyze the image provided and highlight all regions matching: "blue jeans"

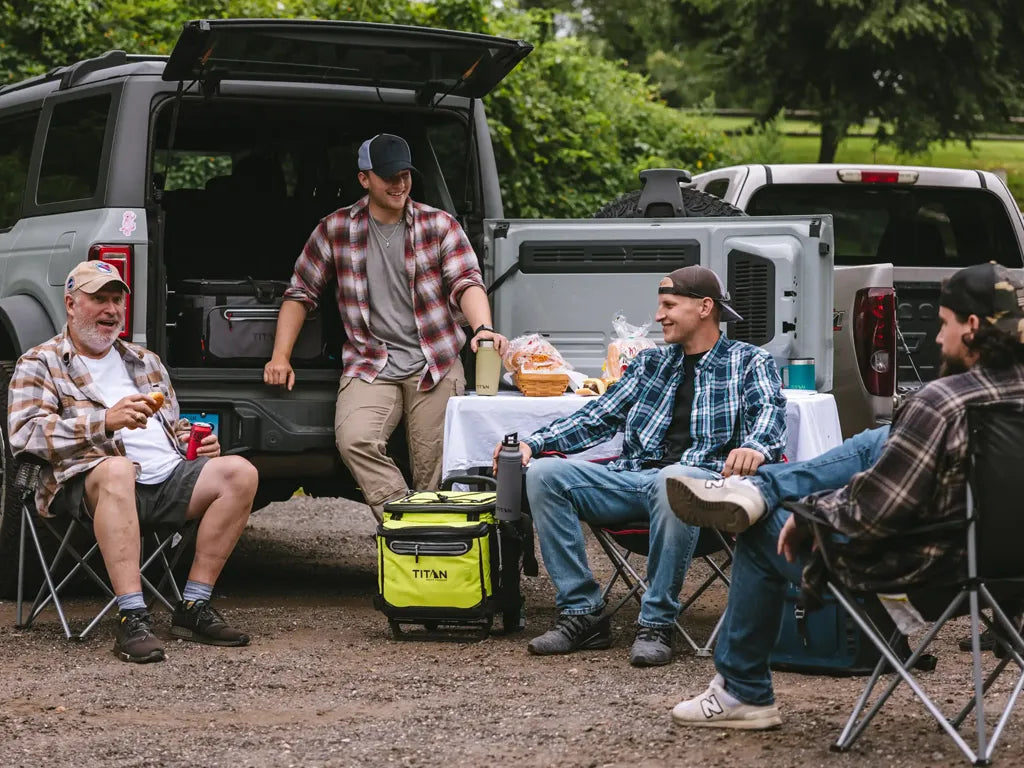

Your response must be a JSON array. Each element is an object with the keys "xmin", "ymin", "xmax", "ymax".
[
  {"xmin": 525, "ymin": 458, "xmax": 719, "ymax": 628},
  {"xmin": 713, "ymin": 426, "xmax": 889, "ymax": 705}
]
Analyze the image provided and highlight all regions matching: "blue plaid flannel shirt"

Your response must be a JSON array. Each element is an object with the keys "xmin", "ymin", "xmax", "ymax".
[{"xmin": 523, "ymin": 335, "xmax": 787, "ymax": 472}]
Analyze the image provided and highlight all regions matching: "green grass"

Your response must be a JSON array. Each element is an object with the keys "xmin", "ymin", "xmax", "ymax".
[{"xmin": 697, "ymin": 115, "xmax": 1024, "ymax": 204}]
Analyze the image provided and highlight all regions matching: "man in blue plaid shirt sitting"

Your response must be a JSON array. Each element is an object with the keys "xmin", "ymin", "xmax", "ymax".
[{"xmin": 494, "ymin": 266, "xmax": 787, "ymax": 667}]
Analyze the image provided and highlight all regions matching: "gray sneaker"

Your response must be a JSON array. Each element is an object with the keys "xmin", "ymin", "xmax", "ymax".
[
  {"xmin": 527, "ymin": 611, "xmax": 611, "ymax": 655},
  {"xmin": 629, "ymin": 625, "xmax": 674, "ymax": 667},
  {"xmin": 666, "ymin": 475, "xmax": 767, "ymax": 533}
]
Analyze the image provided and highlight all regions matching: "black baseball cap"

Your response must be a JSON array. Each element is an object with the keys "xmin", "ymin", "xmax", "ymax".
[
  {"xmin": 940, "ymin": 261, "xmax": 1024, "ymax": 341},
  {"xmin": 659, "ymin": 265, "xmax": 743, "ymax": 322},
  {"xmin": 357, "ymin": 133, "xmax": 417, "ymax": 179}
]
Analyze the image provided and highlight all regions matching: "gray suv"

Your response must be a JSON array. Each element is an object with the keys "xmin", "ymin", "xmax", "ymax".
[{"xmin": 0, "ymin": 19, "xmax": 531, "ymax": 593}]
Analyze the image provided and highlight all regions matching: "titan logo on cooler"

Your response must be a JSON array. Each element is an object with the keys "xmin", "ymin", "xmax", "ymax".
[{"xmin": 411, "ymin": 569, "xmax": 448, "ymax": 580}]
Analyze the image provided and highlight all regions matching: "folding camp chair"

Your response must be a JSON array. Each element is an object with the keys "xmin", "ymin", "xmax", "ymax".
[
  {"xmin": 591, "ymin": 522, "xmax": 732, "ymax": 655},
  {"xmin": 13, "ymin": 452, "xmax": 196, "ymax": 640},
  {"xmin": 791, "ymin": 401, "xmax": 1024, "ymax": 765}
]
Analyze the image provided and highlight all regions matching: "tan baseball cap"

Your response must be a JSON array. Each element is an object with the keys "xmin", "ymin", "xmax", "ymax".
[{"xmin": 64, "ymin": 261, "xmax": 131, "ymax": 296}]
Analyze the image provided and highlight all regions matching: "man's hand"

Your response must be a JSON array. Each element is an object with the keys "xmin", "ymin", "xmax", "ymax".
[
  {"xmin": 472, "ymin": 329, "xmax": 509, "ymax": 356},
  {"xmin": 723, "ymin": 447, "xmax": 765, "ymax": 477},
  {"xmin": 777, "ymin": 513, "xmax": 810, "ymax": 563},
  {"xmin": 194, "ymin": 432, "xmax": 221, "ymax": 458},
  {"xmin": 105, "ymin": 394, "xmax": 157, "ymax": 433},
  {"xmin": 492, "ymin": 440, "xmax": 533, "ymax": 474},
  {"xmin": 264, "ymin": 354, "xmax": 295, "ymax": 391}
]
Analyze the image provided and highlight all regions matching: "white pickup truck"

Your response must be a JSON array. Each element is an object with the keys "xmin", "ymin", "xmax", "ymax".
[{"xmin": 592, "ymin": 165, "xmax": 1024, "ymax": 435}]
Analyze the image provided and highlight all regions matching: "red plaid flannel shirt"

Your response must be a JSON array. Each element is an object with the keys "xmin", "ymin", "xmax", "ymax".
[{"xmin": 283, "ymin": 197, "xmax": 484, "ymax": 390}]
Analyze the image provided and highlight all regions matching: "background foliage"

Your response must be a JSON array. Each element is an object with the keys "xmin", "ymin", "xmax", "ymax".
[{"xmin": 0, "ymin": 0, "xmax": 728, "ymax": 218}]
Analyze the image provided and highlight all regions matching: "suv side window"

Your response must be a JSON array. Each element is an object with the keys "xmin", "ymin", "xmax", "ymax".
[
  {"xmin": 0, "ymin": 110, "xmax": 39, "ymax": 229},
  {"xmin": 37, "ymin": 94, "xmax": 111, "ymax": 205}
]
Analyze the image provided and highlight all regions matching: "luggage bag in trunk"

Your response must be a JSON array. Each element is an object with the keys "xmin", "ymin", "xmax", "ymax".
[{"xmin": 168, "ymin": 278, "xmax": 336, "ymax": 367}]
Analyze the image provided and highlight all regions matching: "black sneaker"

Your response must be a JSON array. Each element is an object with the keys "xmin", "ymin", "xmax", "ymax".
[
  {"xmin": 958, "ymin": 627, "xmax": 998, "ymax": 652},
  {"xmin": 629, "ymin": 625, "xmax": 674, "ymax": 667},
  {"xmin": 171, "ymin": 600, "xmax": 250, "ymax": 647},
  {"xmin": 113, "ymin": 609, "xmax": 165, "ymax": 664},
  {"xmin": 527, "ymin": 611, "xmax": 612, "ymax": 655}
]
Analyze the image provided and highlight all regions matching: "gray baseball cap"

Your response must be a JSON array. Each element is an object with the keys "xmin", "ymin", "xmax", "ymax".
[{"xmin": 357, "ymin": 133, "xmax": 417, "ymax": 179}]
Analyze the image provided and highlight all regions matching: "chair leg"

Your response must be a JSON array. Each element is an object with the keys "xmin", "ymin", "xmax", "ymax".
[
  {"xmin": 19, "ymin": 506, "xmax": 73, "ymax": 639},
  {"xmin": 830, "ymin": 585, "xmax": 982, "ymax": 764}
]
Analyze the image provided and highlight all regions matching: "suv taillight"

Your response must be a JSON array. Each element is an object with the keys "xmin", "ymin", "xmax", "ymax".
[
  {"xmin": 853, "ymin": 287, "xmax": 896, "ymax": 397},
  {"xmin": 88, "ymin": 244, "xmax": 133, "ymax": 339}
]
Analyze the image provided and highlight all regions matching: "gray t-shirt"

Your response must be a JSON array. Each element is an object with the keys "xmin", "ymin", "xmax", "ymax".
[{"xmin": 365, "ymin": 217, "xmax": 426, "ymax": 380}]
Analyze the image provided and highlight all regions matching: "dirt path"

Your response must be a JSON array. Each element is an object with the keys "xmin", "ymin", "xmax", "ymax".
[{"xmin": 1, "ymin": 496, "xmax": 1019, "ymax": 767}]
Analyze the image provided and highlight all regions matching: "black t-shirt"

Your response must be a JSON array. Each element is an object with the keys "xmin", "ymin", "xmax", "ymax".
[{"xmin": 653, "ymin": 351, "xmax": 706, "ymax": 468}]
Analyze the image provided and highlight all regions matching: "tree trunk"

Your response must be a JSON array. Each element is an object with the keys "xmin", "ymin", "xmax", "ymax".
[{"xmin": 818, "ymin": 122, "xmax": 842, "ymax": 163}]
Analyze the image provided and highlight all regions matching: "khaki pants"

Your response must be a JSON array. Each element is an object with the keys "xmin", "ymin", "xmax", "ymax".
[{"xmin": 334, "ymin": 360, "xmax": 465, "ymax": 519}]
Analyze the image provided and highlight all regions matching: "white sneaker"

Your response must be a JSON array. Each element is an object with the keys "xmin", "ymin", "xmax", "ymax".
[
  {"xmin": 671, "ymin": 675, "xmax": 782, "ymax": 730},
  {"xmin": 665, "ymin": 475, "xmax": 767, "ymax": 532}
]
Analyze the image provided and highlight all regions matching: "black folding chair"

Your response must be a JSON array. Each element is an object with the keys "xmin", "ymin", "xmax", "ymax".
[
  {"xmin": 13, "ymin": 451, "xmax": 196, "ymax": 640},
  {"xmin": 590, "ymin": 522, "xmax": 732, "ymax": 656},
  {"xmin": 791, "ymin": 401, "xmax": 1024, "ymax": 765}
]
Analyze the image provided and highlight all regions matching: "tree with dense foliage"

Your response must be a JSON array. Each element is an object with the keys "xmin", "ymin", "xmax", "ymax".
[
  {"xmin": 528, "ymin": 0, "xmax": 1024, "ymax": 163},
  {"xmin": 0, "ymin": 0, "xmax": 727, "ymax": 217}
]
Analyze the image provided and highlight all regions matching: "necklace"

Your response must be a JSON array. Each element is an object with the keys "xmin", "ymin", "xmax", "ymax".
[{"xmin": 369, "ymin": 215, "xmax": 402, "ymax": 249}]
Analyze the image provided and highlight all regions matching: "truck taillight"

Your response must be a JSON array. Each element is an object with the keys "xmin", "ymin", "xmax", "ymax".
[
  {"xmin": 837, "ymin": 169, "xmax": 919, "ymax": 184},
  {"xmin": 853, "ymin": 287, "xmax": 896, "ymax": 397},
  {"xmin": 88, "ymin": 244, "xmax": 133, "ymax": 340}
]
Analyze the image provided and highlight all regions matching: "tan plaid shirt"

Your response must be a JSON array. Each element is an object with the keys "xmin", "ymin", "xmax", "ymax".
[{"xmin": 8, "ymin": 328, "xmax": 189, "ymax": 517}]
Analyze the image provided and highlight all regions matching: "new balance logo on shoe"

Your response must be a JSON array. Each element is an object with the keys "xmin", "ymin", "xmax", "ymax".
[
  {"xmin": 700, "ymin": 693, "xmax": 725, "ymax": 719},
  {"xmin": 704, "ymin": 479, "xmax": 726, "ymax": 490}
]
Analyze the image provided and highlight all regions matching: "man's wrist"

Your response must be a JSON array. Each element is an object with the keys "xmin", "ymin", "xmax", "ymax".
[{"xmin": 473, "ymin": 324, "xmax": 495, "ymax": 336}]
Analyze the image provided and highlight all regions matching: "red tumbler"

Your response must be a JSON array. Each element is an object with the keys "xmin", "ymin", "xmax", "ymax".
[{"xmin": 185, "ymin": 421, "xmax": 213, "ymax": 460}]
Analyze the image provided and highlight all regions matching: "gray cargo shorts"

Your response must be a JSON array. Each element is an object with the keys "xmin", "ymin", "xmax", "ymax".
[{"xmin": 55, "ymin": 457, "xmax": 210, "ymax": 534}]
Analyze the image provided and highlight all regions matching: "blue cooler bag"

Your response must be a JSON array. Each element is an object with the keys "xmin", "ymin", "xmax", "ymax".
[{"xmin": 769, "ymin": 583, "xmax": 881, "ymax": 675}]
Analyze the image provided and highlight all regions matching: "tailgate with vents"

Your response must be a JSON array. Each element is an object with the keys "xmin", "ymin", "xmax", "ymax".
[{"xmin": 485, "ymin": 216, "xmax": 834, "ymax": 391}]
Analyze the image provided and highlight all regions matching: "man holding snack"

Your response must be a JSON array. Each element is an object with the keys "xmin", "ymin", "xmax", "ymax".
[
  {"xmin": 8, "ymin": 261, "xmax": 257, "ymax": 663},
  {"xmin": 495, "ymin": 265, "xmax": 787, "ymax": 667}
]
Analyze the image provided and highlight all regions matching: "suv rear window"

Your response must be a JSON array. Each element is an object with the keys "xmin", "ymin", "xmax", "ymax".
[
  {"xmin": 746, "ymin": 184, "xmax": 1021, "ymax": 268},
  {"xmin": 37, "ymin": 94, "xmax": 111, "ymax": 205}
]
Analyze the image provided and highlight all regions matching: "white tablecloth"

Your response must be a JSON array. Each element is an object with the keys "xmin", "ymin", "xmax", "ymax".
[{"xmin": 442, "ymin": 389, "xmax": 842, "ymax": 477}]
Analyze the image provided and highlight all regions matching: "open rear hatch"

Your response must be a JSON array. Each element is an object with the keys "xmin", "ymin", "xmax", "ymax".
[{"xmin": 163, "ymin": 18, "xmax": 532, "ymax": 101}]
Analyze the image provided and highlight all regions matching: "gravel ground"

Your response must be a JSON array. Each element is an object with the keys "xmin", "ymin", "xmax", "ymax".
[{"xmin": 1, "ymin": 495, "xmax": 1021, "ymax": 768}]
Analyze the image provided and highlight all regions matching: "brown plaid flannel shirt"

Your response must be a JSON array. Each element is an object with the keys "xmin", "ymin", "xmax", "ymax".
[
  {"xmin": 282, "ymin": 196, "xmax": 484, "ymax": 391},
  {"xmin": 8, "ymin": 328, "xmax": 189, "ymax": 517},
  {"xmin": 802, "ymin": 363, "xmax": 1024, "ymax": 592}
]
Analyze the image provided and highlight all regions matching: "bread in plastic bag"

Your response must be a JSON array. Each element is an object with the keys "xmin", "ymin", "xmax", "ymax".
[
  {"xmin": 503, "ymin": 333, "xmax": 571, "ymax": 374},
  {"xmin": 603, "ymin": 314, "xmax": 657, "ymax": 380}
]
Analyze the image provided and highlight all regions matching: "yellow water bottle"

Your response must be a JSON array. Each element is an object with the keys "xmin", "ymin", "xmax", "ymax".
[{"xmin": 475, "ymin": 340, "xmax": 501, "ymax": 396}]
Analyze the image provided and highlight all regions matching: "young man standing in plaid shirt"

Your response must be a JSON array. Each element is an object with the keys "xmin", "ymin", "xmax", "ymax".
[
  {"xmin": 497, "ymin": 265, "xmax": 787, "ymax": 667},
  {"xmin": 265, "ymin": 134, "xmax": 507, "ymax": 518}
]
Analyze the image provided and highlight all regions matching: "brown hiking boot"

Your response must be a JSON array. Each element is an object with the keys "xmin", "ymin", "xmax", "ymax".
[
  {"xmin": 171, "ymin": 600, "xmax": 250, "ymax": 647},
  {"xmin": 113, "ymin": 609, "xmax": 165, "ymax": 663}
]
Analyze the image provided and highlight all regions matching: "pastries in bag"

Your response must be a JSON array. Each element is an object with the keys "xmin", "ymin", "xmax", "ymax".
[{"xmin": 503, "ymin": 334, "xmax": 569, "ymax": 373}]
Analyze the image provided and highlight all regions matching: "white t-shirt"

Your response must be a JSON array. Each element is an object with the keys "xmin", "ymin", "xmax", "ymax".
[{"xmin": 80, "ymin": 347, "xmax": 182, "ymax": 484}]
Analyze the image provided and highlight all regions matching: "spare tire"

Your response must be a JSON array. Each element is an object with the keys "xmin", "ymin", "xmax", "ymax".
[{"xmin": 594, "ymin": 187, "xmax": 746, "ymax": 219}]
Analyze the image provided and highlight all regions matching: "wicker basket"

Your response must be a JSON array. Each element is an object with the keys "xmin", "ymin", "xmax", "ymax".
[{"xmin": 513, "ymin": 370, "xmax": 570, "ymax": 397}]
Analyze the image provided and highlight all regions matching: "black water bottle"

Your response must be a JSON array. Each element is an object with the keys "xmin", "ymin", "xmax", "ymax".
[{"xmin": 496, "ymin": 432, "xmax": 524, "ymax": 522}]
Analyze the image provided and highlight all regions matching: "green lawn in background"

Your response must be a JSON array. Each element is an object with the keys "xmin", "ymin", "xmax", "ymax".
[{"xmin": 699, "ymin": 115, "xmax": 1024, "ymax": 205}]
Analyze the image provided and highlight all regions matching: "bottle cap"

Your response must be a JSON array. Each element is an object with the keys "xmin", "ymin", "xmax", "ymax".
[
  {"xmin": 479, "ymin": 340, "xmax": 494, "ymax": 348},
  {"xmin": 502, "ymin": 432, "xmax": 519, "ymax": 447}
]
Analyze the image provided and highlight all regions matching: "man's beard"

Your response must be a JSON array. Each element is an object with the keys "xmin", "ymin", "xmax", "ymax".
[
  {"xmin": 69, "ymin": 314, "xmax": 120, "ymax": 353},
  {"xmin": 939, "ymin": 353, "xmax": 970, "ymax": 377}
]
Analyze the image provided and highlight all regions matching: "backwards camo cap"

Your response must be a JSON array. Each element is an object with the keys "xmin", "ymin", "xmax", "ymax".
[{"xmin": 939, "ymin": 261, "xmax": 1024, "ymax": 342}]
